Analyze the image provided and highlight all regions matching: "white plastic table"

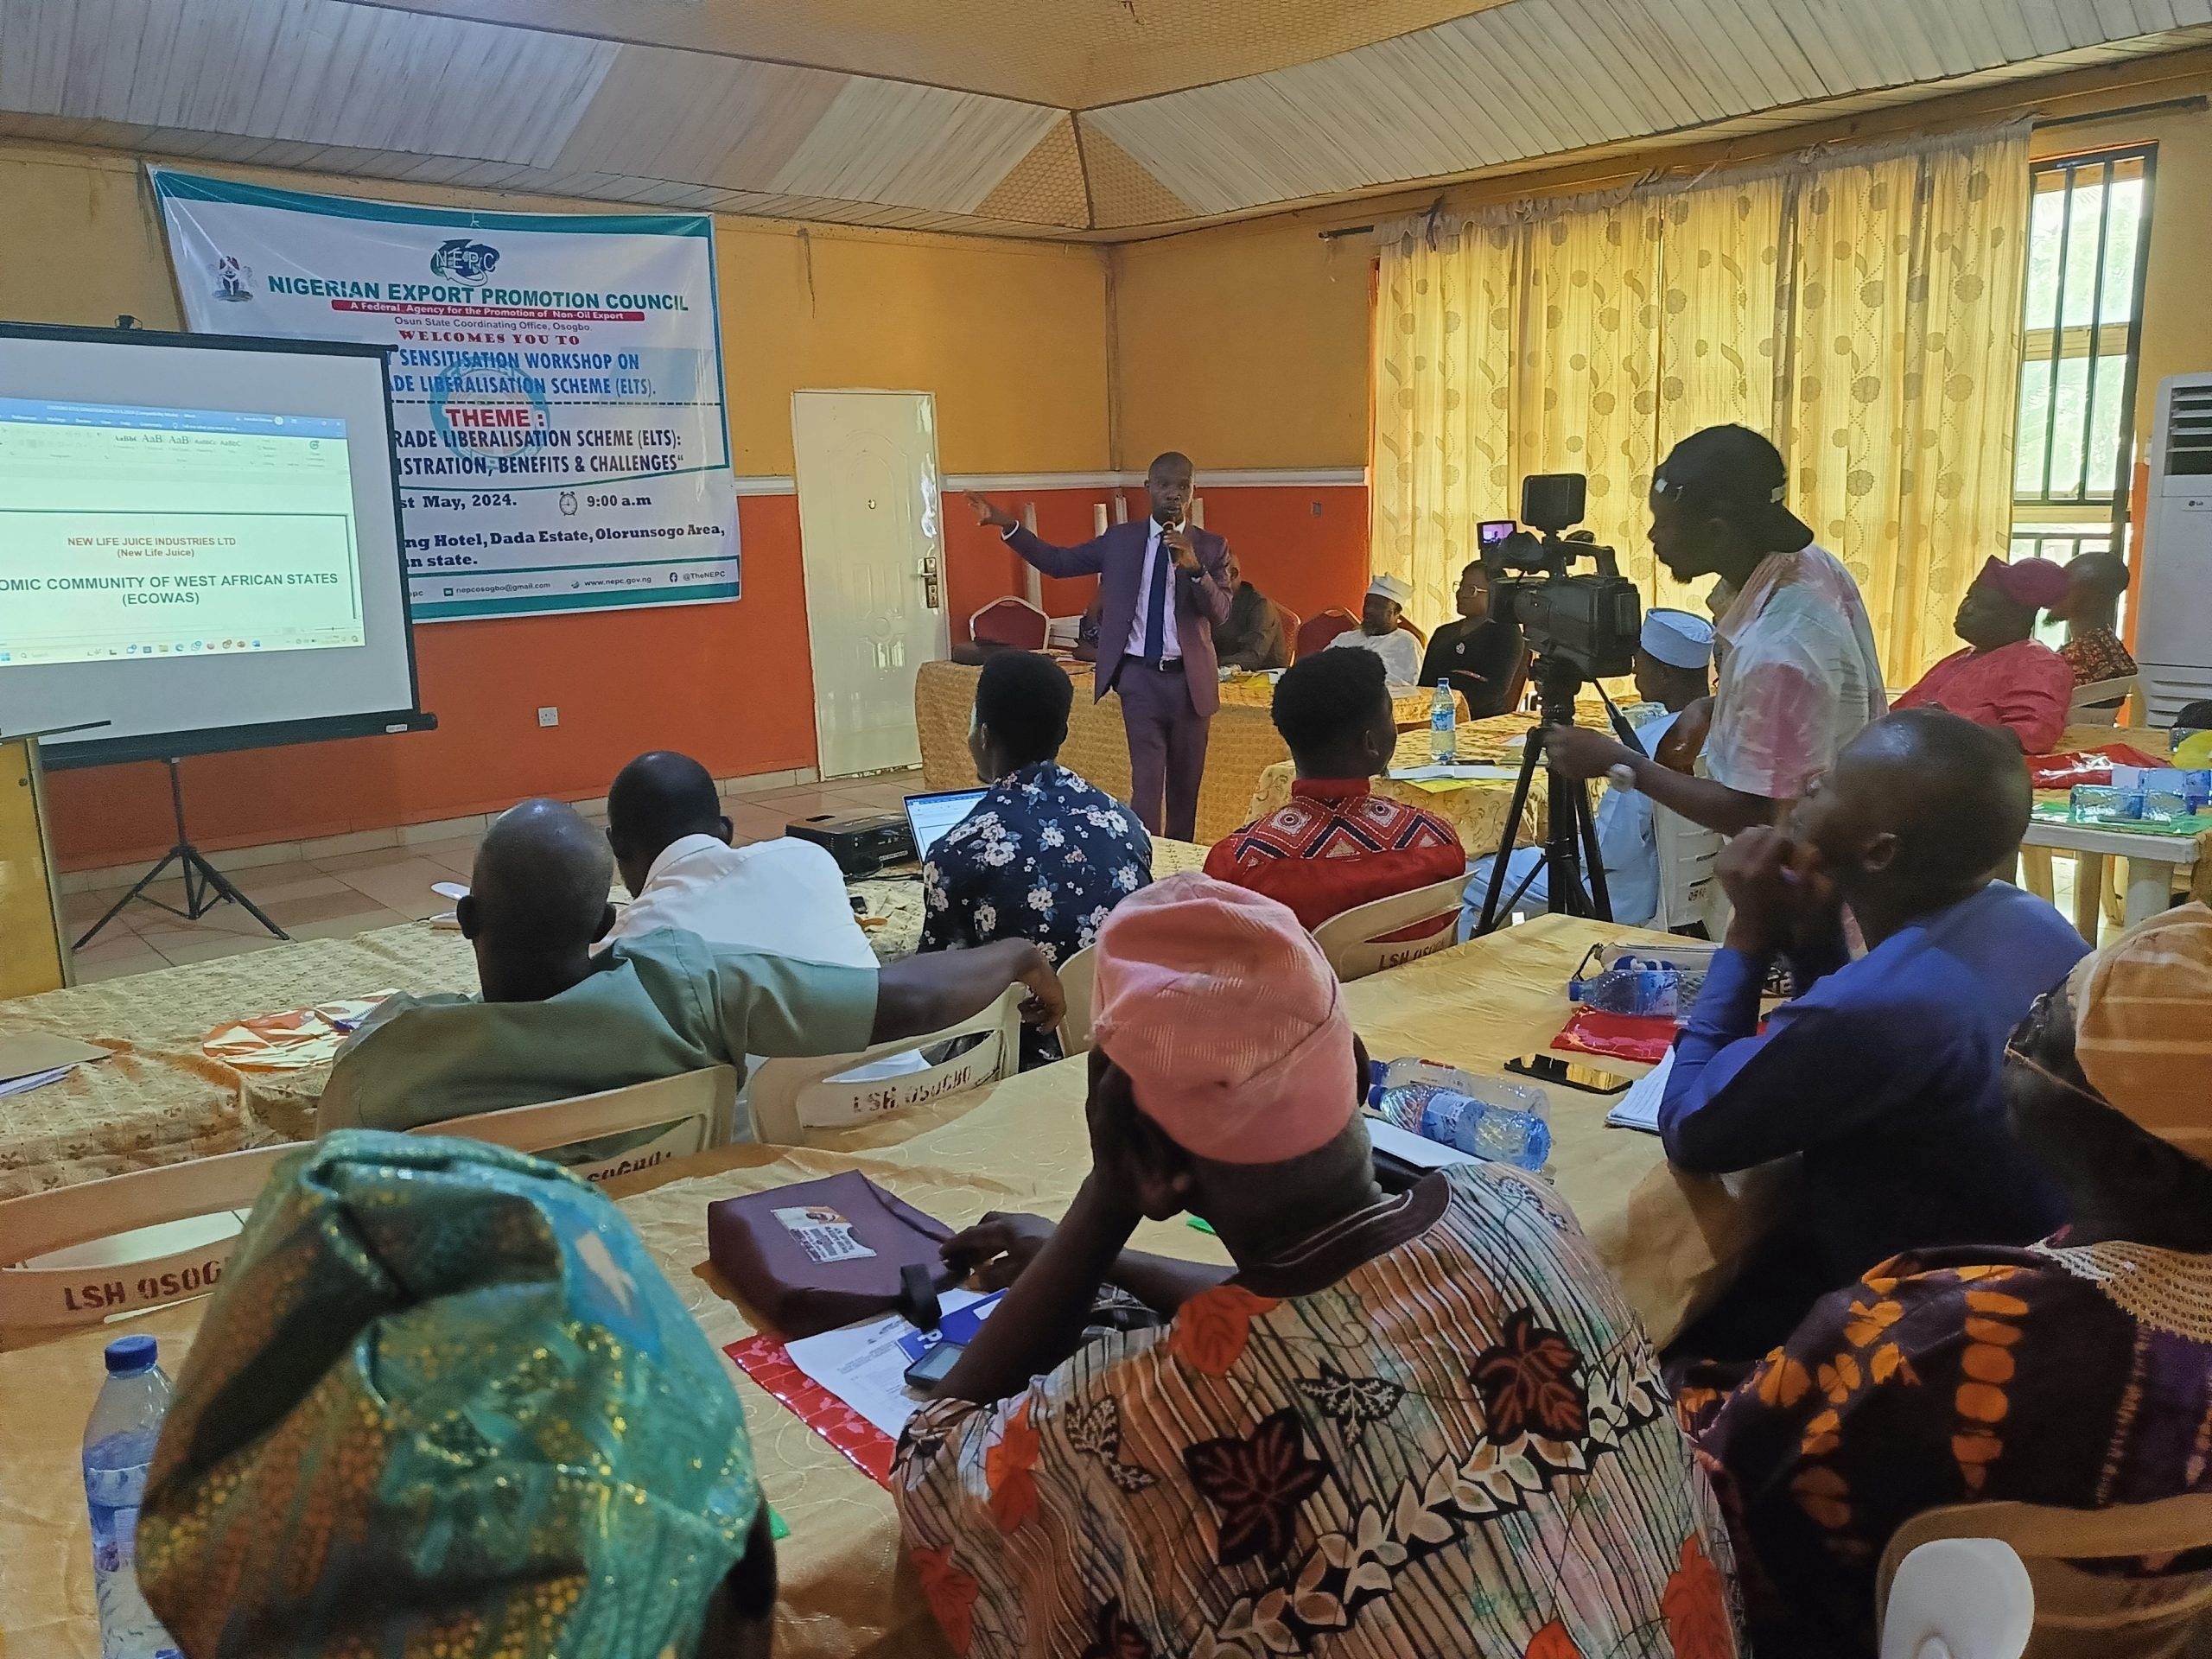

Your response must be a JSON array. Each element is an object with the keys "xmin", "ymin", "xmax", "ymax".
[{"xmin": 2020, "ymin": 817, "xmax": 2201, "ymax": 938}]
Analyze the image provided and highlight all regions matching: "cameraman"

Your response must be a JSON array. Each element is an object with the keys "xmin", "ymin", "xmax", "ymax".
[{"xmin": 1547, "ymin": 426, "xmax": 1886, "ymax": 834}]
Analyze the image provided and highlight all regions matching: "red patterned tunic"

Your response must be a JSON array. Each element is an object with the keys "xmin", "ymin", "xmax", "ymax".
[{"xmin": 1203, "ymin": 779, "xmax": 1466, "ymax": 931}]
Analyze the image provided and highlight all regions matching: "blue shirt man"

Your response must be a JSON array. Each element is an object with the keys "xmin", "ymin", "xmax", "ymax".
[{"xmin": 1661, "ymin": 709, "xmax": 2090, "ymax": 1353}]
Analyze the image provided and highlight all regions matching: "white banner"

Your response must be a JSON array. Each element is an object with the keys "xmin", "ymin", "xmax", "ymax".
[{"xmin": 152, "ymin": 169, "xmax": 739, "ymax": 622}]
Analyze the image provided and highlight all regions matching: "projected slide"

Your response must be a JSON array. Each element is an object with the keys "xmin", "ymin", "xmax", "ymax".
[{"xmin": 0, "ymin": 398, "xmax": 365, "ymax": 668}]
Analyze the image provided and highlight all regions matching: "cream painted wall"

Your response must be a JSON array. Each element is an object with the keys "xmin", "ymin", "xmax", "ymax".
[
  {"xmin": 0, "ymin": 141, "xmax": 1113, "ymax": 477},
  {"xmin": 1111, "ymin": 221, "xmax": 1371, "ymax": 470}
]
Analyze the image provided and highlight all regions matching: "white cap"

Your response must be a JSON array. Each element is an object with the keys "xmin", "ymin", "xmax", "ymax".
[
  {"xmin": 1639, "ymin": 607, "xmax": 1714, "ymax": 670},
  {"xmin": 1366, "ymin": 572, "xmax": 1413, "ymax": 607}
]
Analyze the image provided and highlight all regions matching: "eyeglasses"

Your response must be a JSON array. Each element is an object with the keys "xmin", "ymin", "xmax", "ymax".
[{"xmin": 2004, "ymin": 987, "xmax": 2107, "ymax": 1109}]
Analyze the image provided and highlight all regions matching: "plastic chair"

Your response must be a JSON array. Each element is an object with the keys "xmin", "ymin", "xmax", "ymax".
[
  {"xmin": 1312, "ymin": 877, "xmax": 1467, "ymax": 982},
  {"xmin": 1296, "ymin": 608, "xmax": 1358, "ymax": 658},
  {"xmin": 1273, "ymin": 603, "xmax": 1303, "ymax": 663},
  {"xmin": 747, "ymin": 986, "xmax": 1024, "ymax": 1144},
  {"xmin": 1877, "ymin": 1494, "xmax": 2212, "ymax": 1659},
  {"xmin": 410, "ymin": 1065, "xmax": 737, "ymax": 1185},
  {"xmin": 1879, "ymin": 1537, "xmax": 2034, "ymax": 1659},
  {"xmin": 2069, "ymin": 675, "xmax": 2140, "ymax": 728},
  {"xmin": 967, "ymin": 597, "xmax": 1049, "ymax": 652},
  {"xmin": 1057, "ymin": 945, "xmax": 1099, "ymax": 1056},
  {"xmin": 0, "ymin": 1144, "xmax": 294, "ymax": 1339},
  {"xmin": 1653, "ymin": 806, "xmax": 1725, "ymax": 932}
]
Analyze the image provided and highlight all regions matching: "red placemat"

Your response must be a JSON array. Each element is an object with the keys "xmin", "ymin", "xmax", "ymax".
[
  {"xmin": 1553, "ymin": 1008, "xmax": 1677, "ymax": 1065},
  {"xmin": 726, "ymin": 1333, "xmax": 897, "ymax": 1486}
]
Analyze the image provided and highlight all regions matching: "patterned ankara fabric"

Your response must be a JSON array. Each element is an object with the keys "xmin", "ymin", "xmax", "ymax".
[
  {"xmin": 1895, "ymin": 639, "xmax": 2075, "ymax": 754},
  {"xmin": 138, "ymin": 1131, "xmax": 761, "ymax": 1659},
  {"xmin": 921, "ymin": 760, "xmax": 1154, "ymax": 1065},
  {"xmin": 2060, "ymin": 625, "xmax": 2138, "ymax": 688},
  {"xmin": 893, "ymin": 1164, "xmax": 1745, "ymax": 1659},
  {"xmin": 1680, "ymin": 1240, "xmax": 2212, "ymax": 1659},
  {"xmin": 1706, "ymin": 543, "xmax": 1888, "ymax": 803},
  {"xmin": 1205, "ymin": 779, "xmax": 1467, "ymax": 931}
]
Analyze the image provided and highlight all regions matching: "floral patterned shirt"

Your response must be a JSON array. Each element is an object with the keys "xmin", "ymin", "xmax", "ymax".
[
  {"xmin": 920, "ymin": 760, "xmax": 1152, "ymax": 1065},
  {"xmin": 893, "ymin": 1164, "xmax": 1745, "ymax": 1659},
  {"xmin": 1707, "ymin": 543, "xmax": 1888, "ymax": 803}
]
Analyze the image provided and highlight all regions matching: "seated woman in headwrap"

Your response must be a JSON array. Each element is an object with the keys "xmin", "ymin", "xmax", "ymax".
[
  {"xmin": 893, "ymin": 872, "xmax": 1746, "ymax": 1659},
  {"xmin": 1679, "ymin": 902, "xmax": 2212, "ymax": 1659},
  {"xmin": 137, "ymin": 1133, "xmax": 774, "ymax": 1659}
]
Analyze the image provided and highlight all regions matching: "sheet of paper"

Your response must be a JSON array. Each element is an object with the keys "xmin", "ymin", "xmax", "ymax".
[
  {"xmin": 1605, "ymin": 1047, "xmax": 1674, "ymax": 1134},
  {"xmin": 0, "ymin": 1066, "xmax": 73, "ymax": 1098},
  {"xmin": 1389, "ymin": 763, "xmax": 1520, "ymax": 784},
  {"xmin": 783, "ymin": 1287, "xmax": 1000, "ymax": 1441},
  {"xmin": 1364, "ymin": 1114, "xmax": 1482, "ymax": 1171},
  {"xmin": 0, "ymin": 1033, "xmax": 109, "ymax": 1084}
]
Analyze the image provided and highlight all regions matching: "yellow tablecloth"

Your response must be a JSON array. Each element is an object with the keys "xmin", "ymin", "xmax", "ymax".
[
  {"xmin": 914, "ymin": 660, "xmax": 1446, "ymax": 846},
  {"xmin": 0, "ymin": 915, "xmax": 1781, "ymax": 1659},
  {"xmin": 1248, "ymin": 715, "xmax": 1554, "ymax": 858}
]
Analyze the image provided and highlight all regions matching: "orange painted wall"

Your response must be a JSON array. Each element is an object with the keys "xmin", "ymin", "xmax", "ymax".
[{"xmin": 0, "ymin": 140, "xmax": 1111, "ymax": 868}]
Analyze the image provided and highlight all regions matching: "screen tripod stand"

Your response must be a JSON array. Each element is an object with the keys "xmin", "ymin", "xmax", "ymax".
[
  {"xmin": 74, "ymin": 758, "xmax": 290, "ymax": 951},
  {"xmin": 1470, "ymin": 660, "xmax": 1625, "ymax": 938}
]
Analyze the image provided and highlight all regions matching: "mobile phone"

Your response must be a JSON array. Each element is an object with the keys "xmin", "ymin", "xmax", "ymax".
[
  {"xmin": 1503, "ymin": 1052, "xmax": 1635, "ymax": 1096},
  {"xmin": 903, "ymin": 1341, "xmax": 965, "ymax": 1389}
]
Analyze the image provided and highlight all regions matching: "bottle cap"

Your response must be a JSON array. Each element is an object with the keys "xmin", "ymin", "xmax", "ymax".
[{"xmin": 104, "ymin": 1334, "xmax": 158, "ymax": 1376}]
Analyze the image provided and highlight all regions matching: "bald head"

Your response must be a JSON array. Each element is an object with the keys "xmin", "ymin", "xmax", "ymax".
[
  {"xmin": 607, "ymin": 751, "xmax": 729, "ymax": 893},
  {"xmin": 1794, "ymin": 709, "xmax": 2031, "ymax": 900},
  {"xmin": 463, "ymin": 799, "xmax": 615, "ymax": 977}
]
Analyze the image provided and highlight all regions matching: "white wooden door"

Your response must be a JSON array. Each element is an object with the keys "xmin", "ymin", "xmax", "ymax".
[{"xmin": 791, "ymin": 391, "xmax": 949, "ymax": 779}]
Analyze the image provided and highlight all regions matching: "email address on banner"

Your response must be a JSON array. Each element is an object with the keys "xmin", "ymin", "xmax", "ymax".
[
  {"xmin": 331, "ymin": 302, "xmax": 647, "ymax": 321},
  {"xmin": 423, "ymin": 568, "xmax": 730, "ymax": 599}
]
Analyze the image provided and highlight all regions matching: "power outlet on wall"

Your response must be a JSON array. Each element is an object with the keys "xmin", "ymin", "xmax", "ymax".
[{"xmin": 537, "ymin": 707, "xmax": 559, "ymax": 728}]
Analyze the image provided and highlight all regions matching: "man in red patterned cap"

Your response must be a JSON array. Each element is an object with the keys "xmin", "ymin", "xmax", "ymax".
[
  {"xmin": 1895, "ymin": 556, "xmax": 2075, "ymax": 753},
  {"xmin": 892, "ymin": 872, "xmax": 1745, "ymax": 1659}
]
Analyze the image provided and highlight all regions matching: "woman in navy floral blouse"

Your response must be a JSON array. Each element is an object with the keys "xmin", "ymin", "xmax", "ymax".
[{"xmin": 922, "ymin": 651, "xmax": 1152, "ymax": 1065}]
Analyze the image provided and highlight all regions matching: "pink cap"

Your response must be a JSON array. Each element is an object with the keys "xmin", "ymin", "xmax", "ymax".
[
  {"xmin": 1090, "ymin": 873, "xmax": 1360, "ymax": 1165},
  {"xmin": 1976, "ymin": 555, "xmax": 2070, "ymax": 611}
]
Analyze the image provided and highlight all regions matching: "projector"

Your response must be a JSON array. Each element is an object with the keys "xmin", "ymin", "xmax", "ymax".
[{"xmin": 785, "ymin": 812, "xmax": 914, "ymax": 876}]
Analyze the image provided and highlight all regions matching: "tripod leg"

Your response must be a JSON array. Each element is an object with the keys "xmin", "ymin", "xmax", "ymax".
[
  {"xmin": 1474, "ymin": 727, "xmax": 1548, "ymax": 938},
  {"xmin": 1575, "ymin": 778, "xmax": 1614, "ymax": 924},
  {"xmin": 73, "ymin": 849, "xmax": 186, "ymax": 950},
  {"xmin": 180, "ymin": 849, "xmax": 290, "ymax": 941}
]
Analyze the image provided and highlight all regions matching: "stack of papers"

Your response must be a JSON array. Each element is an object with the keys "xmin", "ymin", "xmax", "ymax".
[
  {"xmin": 1605, "ymin": 1048, "xmax": 1674, "ymax": 1135},
  {"xmin": 783, "ymin": 1288, "xmax": 1004, "ymax": 1440},
  {"xmin": 0, "ymin": 1033, "xmax": 110, "ymax": 1097}
]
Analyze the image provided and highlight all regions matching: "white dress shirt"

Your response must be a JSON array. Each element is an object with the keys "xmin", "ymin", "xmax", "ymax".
[
  {"xmin": 597, "ymin": 833, "xmax": 925, "ymax": 1084},
  {"xmin": 1328, "ymin": 626, "xmax": 1423, "ymax": 687},
  {"xmin": 1124, "ymin": 520, "xmax": 1185, "ymax": 663}
]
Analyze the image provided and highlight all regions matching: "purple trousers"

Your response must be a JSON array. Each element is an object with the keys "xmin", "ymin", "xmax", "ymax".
[{"xmin": 1114, "ymin": 658, "xmax": 1210, "ymax": 841}]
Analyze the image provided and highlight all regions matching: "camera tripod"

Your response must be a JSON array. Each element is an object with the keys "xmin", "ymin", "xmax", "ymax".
[{"xmin": 1470, "ymin": 660, "xmax": 1624, "ymax": 938}]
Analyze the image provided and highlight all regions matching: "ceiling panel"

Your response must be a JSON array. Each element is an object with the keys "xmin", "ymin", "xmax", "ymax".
[{"xmin": 1, "ymin": 0, "xmax": 2208, "ymax": 240}]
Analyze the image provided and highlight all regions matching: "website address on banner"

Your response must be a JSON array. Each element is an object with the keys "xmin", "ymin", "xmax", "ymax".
[{"xmin": 332, "ymin": 302, "xmax": 646, "ymax": 321}]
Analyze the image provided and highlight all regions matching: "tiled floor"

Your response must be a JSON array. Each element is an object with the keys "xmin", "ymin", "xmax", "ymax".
[{"xmin": 63, "ymin": 770, "xmax": 925, "ymax": 985}]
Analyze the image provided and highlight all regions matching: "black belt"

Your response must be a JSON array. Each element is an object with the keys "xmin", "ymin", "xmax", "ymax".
[{"xmin": 1135, "ymin": 658, "xmax": 1187, "ymax": 673}]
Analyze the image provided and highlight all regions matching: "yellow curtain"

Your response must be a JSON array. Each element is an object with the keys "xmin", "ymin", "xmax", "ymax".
[
  {"xmin": 1371, "ymin": 219, "xmax": 1519, "ymax": 626},
  {"xmin": 1370, "ymin": 123, "xmax": 2031, "ymax": 681}
]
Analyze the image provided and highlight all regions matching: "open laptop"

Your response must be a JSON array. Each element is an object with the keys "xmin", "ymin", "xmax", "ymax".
[{"xmin": 903, "ymin": 787, "xmax": 987, "ymax": 862}]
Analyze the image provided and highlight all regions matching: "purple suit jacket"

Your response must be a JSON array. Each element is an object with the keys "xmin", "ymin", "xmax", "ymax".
[{"xmin": 1005, "ymin": 520, "xmax": 1234, "ymax": 716}]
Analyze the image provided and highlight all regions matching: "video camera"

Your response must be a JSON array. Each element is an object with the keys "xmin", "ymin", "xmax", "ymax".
[{"xmin": 1484, "ymin": 474, "xmax": 1642, "ymax": 683}]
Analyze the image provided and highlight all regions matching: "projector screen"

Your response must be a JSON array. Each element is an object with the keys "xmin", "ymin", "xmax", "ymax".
[{"xmin": 0, "ymin": 323, "xmax": 426, "ymax": 769}]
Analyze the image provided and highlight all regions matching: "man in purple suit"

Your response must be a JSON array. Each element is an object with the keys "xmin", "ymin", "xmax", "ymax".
[{"xmin": 965, "ymin": 452, "xmax": 1232, "ymax": 841}]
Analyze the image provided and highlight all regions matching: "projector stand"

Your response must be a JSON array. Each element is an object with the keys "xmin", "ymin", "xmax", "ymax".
[{"xmin": 74, "ymin": 759, "xmax": 290, "ymax": 951}]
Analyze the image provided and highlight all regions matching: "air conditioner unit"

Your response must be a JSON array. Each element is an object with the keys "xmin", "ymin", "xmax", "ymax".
[{"xmin": 2139, "ymin": 373, "xmax": 2212, "ymax": 722}]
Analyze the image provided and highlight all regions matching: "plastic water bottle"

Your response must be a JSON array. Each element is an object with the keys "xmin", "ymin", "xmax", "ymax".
[
  {"xmin": 1568, "ymin": 963, "xmax": 1685, "ymax": 1017},
  {"xmin": 1429, "ymin": 680, "xmax": 1457, "ymax": 761},
  {"xmin": 1416, "ymin": 1084, "xmax": 1553, "ymax": 1170},
  {"xmin": 83, "ymin": 1335, "xmax": 181, "ymax": 1659}
]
